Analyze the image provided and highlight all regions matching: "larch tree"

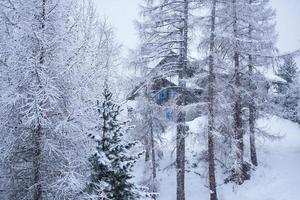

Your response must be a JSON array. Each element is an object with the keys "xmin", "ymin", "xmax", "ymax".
[
  {"xmin": 199, "ymin": 0, "xmax": 247, "ymax": 186},
  {"xmin": 139, "ymin": 100, "xmax": 162, "ymax": 200},
  {"xmin": 199, "ymin": 0, "xmax": 277, "ymax": 185},
  {"xmin": 231, "ymin": 0, "xmax": 245, "ymax": 185},
  {"xmin": 138, "ymin": 0, "xmax": 193, "ymax": 199},
  {"xmin": 198, "ymin": 0, "xmax": 218, "ymax": 199},
  {"xmin": 244, "ymin": 0, "xmax": 277, "ymax": 167},
  {"xmin": 132, "ymin": 83, "xmax": 167, "ymax": 199},
  {"xmin": 0, "ymin": 0, "xmax": 113, "ymax": 199},
  {"xmin": 207, "ymin": 0, "xmax": 275, "ymax": 183}
]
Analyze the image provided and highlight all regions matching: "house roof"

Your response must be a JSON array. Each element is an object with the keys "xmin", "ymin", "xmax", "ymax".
[
  {"xmin": 126, "ymin": 78, "xmax": 176, "ymax": 101},
  {"xmin": 259, "ymin": 67, "xmax": 287, "ymax": 84},
  {"xmin": 127, "ymin": 51, "xmax": 202, "ymax": 105}
]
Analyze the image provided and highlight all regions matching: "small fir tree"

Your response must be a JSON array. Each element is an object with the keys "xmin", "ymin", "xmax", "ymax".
[
  {"xmin": 87, "ymin": 84, "xmax": 141, "ymax": 200},
  {"xmin": 278, "ymin": 56, "xmax": 297, "ymax": 84},
  {"xmin": 277, "ymin": 56, "xmax": 299, "ymax": 121}
]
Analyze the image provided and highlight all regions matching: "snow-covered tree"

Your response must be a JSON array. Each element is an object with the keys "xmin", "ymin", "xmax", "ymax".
[
  {"xmin": 131, "ymin": 84, "xmax": 167, "ymax": 199},
  {"xmin": 274, "ymin": 55, "xmax": 299, "ymax": 122},
  {"xmin": 198, "ymin": 0, "xmax": 277, "ymax": 186},
  {"xmin": 138, "ymin": 1, "xmax": 192, "ymax": 198},
  {"xmin": 244, "ymin": 0, "xmax": 277, "ymax": 168},
  {"xmin": 197, "ymin": 0, "xmax": 218, "ymax": 199},
  {"xmin": 278, "ymin": 55, "xmax": 298, "ymax": 84},
  {"xmin": 87, "ymin": 84, "xmax": 142, "ymax": 200},
  {"xmin": 0, "ymin": 0, "xmax": 117, "ymax": 199}
]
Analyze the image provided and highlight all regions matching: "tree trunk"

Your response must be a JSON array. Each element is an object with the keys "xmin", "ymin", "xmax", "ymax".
[
  {"xmin": 249, "ymin": 87, "xmax": 258, "ymax": 167},
  {"xmin": 176, "ymin": 1, "xmax": 188, "ymax": 200},
  {"xmin": 248, "ymin": 0, "xmax": 258, "ymax": 166},
  {"xmin": 207, "ymin": 0, "xmax": 218, "ymax": 199},
  {"xmin": 232, "ymin": 0, "xmax": 244, "ymax": 185},
  {"xmin": 33, "ymin": 124, "xmax": 42, "ymax": 200},
  {"xmin": 145, "ymin": 135, "xmax": 150, "ymax": 162},
  {"xmin": 176, "ymin": 119, "xmax": 186, "ymax": 200},
  {"xmin": 150, "ymin": 120, "xmax": 157, "ymax": 200},
  {"xmin": 150, "ymin": 122, "xmax": 156, "ymax": 180},
  {"xmin": 34, "ymin": 2, "xmax": 46, "ymax": 199}
]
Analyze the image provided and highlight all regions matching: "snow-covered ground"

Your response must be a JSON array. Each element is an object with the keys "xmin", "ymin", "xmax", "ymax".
[
  {"xmin": 219, "ymin": 116, "xmax": 300, "ymax": 200},
  {"xmin": 135, "ymin": 116, "xmax": 300, "ymax": 200}
]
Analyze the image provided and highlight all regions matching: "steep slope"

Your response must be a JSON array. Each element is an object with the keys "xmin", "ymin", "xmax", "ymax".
[{"xmin": 135, "ymin": 116, "xmax": 300, "ymax": 200}]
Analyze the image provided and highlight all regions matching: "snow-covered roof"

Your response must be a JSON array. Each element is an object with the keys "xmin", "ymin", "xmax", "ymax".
[{"xmin": 258, "ymin": 67, "xmax": 287, "ymax": 83}]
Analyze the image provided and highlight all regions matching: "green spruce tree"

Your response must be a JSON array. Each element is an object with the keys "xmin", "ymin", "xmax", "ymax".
[
  {"xmin": 87, "ymin": 84, "xmax": 142, "ymax": 200},
  {"xmin": 277, "ymin": 56, "xmax": 299, "ymax": 122},
  {"xmin": 278, "ymin": 55, "xmax": 297, "ymax": 84}
]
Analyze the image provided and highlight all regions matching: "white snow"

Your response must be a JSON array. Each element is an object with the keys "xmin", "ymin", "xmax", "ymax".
[
  {"xmin": 134, "ymin": 116, "xmax": 300, "ymax": 200},
  {"xmin": 259, "ymin": 67, "xmax": 287, "ymax": 83},
  {"xmin": 219, "ymin": 116, "xmax": 300, "ymax": 200}
]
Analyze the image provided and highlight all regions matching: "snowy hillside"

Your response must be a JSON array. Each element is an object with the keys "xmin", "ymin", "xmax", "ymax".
[
  {"xmin": 134, "ymin": 116, "xmax": 300, "ymax": 200},
  {"xmin": 1, "ymin": 0, "xmax": 299, "ymax": 199}
]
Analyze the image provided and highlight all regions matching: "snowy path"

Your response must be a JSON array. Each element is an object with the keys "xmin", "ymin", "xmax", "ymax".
[{"xmin": 154, "ymin": 116, "xmax": 300, "ymax": 200}]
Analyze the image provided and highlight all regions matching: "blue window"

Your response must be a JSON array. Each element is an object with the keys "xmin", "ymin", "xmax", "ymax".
[
  {"xmin": 159, "ymin": 90, "xmax": 167, "ymax": 100},
  {"xmin": 171, "ymin": 88, "xmax": 177, "ymax": 98},
  {"xmin": 166, "ymin": 111, "xmax": 174, "ymax": 121}
]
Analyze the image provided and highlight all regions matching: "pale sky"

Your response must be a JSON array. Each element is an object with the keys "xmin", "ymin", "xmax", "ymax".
[{"xmin": 95, "ymin": 0, "xmax": 300, "ymax": 54}]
